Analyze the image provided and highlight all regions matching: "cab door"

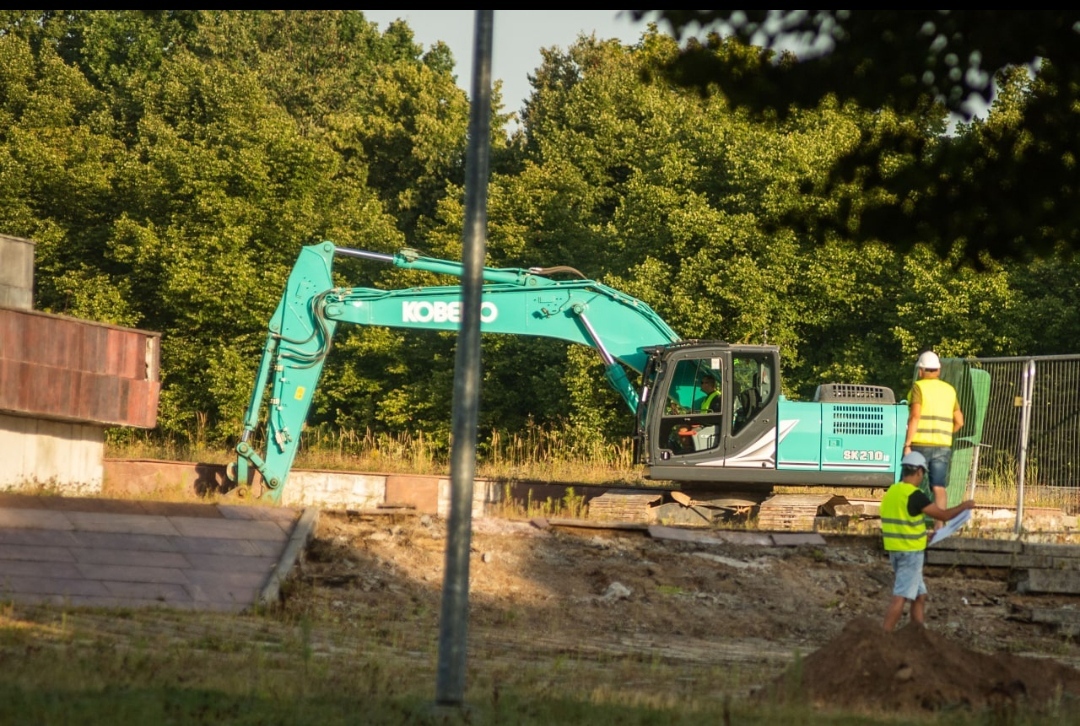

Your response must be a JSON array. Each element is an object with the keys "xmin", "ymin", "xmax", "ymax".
[
  {"xmin": 722, "ymin": 348, "xmax": 780, "ymax": 467},
  {"xmin": 648, "ymin": 346, "xmax": 731, "ymax": 464}
]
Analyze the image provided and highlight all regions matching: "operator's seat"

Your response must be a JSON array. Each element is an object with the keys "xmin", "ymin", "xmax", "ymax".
[
  {"xmin": 740, "ymin": 386, "xmax": 760, "ymax": 418},
  {"xmin": 733, "ymin": 380, "xmax": 759, "ymax": 434}
]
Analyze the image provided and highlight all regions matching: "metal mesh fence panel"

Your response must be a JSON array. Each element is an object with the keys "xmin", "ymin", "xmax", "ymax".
[
  {"xmin": 965, "ymin": 355, "xmax": 1080, "ymax": 516},
  {"xmin": 1024, "ymin": 358, "xmax": 1080, "ymax": 511}
]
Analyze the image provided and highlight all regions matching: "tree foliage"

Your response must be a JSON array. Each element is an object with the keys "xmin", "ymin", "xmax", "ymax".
[
  {"xmin": 0, "ymin": 11, "xmax": 467, "ymax": 440},
  {"xmin": 635, "ymin": 10, "xmax": 1080, "ymax": 262},
  {"xmin": 0, "ymin": 11, "xmax": 1076, "ymax": 455}
]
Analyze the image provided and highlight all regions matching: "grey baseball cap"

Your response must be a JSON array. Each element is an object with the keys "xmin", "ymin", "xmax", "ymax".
[{"xmin": 901, "ymin": 451, "xmax": 927, "ymax": 470}]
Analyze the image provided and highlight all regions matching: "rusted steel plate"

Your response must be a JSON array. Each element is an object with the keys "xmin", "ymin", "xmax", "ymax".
[{"xmin": 0, "ymin": 307, "xmax": 160, "ymax": 428}]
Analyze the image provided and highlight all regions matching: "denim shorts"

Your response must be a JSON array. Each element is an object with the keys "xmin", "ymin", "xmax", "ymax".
[
  {"xmin": 889, "ymin": 550, "xmax": 928, "ymax": 600},
  {"xmin": 912, "ymin": 445, "xmax": 952, "ymax": 490}
]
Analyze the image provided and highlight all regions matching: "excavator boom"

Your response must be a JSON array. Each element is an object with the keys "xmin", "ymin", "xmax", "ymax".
[{"xmin": 233, "ymin": 241, "xmax": 680, "ymax": 501}]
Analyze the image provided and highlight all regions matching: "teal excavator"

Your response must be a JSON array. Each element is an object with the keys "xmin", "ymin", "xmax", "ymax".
[{"xmin": 230, "ymin": 242, "xmax": 988, "ymax": 507}]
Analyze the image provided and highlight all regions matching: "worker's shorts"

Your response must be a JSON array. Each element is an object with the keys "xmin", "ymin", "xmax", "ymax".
[
  {"xmin": 889, "ymin": 550, "xmax": 928, "ymax": 600},
  {"xmin": 912, "ymin": 445, "xmax": 952, "ymax": 490}
]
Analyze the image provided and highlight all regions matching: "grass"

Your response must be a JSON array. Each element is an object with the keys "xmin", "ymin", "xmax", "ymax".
[
  {"xmin": 488, "ymin": 483, "xmax": 593, "ymax": 520},
  {"xmin": 1, "ymin": 602, "xmax": 1074, "ymax": 726},
  {"xmin": 105, "ymin": 426, "xmax": 652, "ymax": 519}
]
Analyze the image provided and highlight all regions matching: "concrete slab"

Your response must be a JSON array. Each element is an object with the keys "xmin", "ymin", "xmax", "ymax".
[
  {"xmin": 0, "ymin": 544, "xmax": 77, "ymax": 562},
  {"xmin": 0, "ymin": 495, "xmax": 318, "ymax": 613},
  {"xmin": 65, "ymin": 511, "xmax": 182, "ymax": 536},
  {"xmin": 0, "ymin": 508, "xmax": 75, "ymax": 530},
  {"xmin": 169, "ymin": 517, "xmax": 289, "ymax": 540}
]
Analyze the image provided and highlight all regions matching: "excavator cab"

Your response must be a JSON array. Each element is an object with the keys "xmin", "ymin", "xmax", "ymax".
[
  {"xmin": 637, "ymin": 342, "xmax": 780, "ymax": 474},
  {"xmin": 637, "ymin": 341, "xmax": 916, "ymax": 490},
  {"xmin": 660, "ymin": 358, "xmax": 723, "ymax": 454}
]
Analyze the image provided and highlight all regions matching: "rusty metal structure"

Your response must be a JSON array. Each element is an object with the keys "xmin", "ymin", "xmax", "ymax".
[{"xmin": 0, "ymin": 234, "xmax": 161, "ymax": 492}]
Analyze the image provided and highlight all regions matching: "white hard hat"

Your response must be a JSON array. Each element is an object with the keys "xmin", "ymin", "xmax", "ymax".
[{"xmin": 916, "ymin": 351, "xmax": 941, "ymax": 369}]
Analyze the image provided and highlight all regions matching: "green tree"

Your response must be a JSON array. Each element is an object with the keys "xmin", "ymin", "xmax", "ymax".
[
  {"xmin": 0, "ymin": 11, "xmax": 473, "ymax": 443},
  {"xmin": 4, "ymin": 10, "xmax": 1071, "ymax": 459}
]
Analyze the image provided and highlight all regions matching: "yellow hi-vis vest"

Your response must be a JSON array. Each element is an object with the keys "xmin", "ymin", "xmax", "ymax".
[
  {"xmin": 699, "ymin": 391, "xmax": 720, "ymax": 413},
  {"xmin": 881, "ymin": 482, "xmax": 927, "ymax": 552},
  {"xmin": 911, "ymin": 378, "xmax": 957, "ymax": 447}
]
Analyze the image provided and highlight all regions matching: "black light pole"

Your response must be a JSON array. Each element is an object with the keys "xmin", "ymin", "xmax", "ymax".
[{"xmin": 434, "ymin": 9, "xmax": 493, "ymax": 708}]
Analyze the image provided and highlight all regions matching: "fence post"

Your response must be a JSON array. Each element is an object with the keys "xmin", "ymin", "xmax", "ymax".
[
  {"xmin": 967, "ymin": 443, "xmax": 991, "ymax": 500},
  {"xmin": 1015, "ymin": 358, "xmax": 1035, "ymax": 535}
]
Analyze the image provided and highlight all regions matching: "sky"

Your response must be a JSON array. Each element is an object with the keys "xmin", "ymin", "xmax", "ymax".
[
  {"xmin": 362, "ymin": 10, "xmax": 660, "ymax": 121},
  {"xmin": 361, "ymin": 11, "xmax": 991, "ymax": 135}
]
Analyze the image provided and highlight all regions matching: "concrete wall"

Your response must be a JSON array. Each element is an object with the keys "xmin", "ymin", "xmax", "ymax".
[
  {"xmin": 280, "ymin": 471, "xmax": 518, "ymax": 517},
  {"xmin": 0, "ymin": 234, "xmax": 33, "ymax": 310},
  {"xmin": 101, "ymin": 459, "xmax": 486, "ymax": 514},
  {"xmin": 0, "ymin": 412, "xmax": 104, "ymax": 494},
  {"xmin": 282, "ymin": 470, "xmax": 391, "ymax": 510}
]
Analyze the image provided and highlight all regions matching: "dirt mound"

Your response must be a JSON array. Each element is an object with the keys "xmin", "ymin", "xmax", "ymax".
[{"xmin": 763, "ymin": 616, "xmax": 1080, "ymax": 714}]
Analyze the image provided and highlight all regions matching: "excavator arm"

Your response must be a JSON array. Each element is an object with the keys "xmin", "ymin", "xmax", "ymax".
[{"xmin": 233, "ymin": 241, "xmax": 681, "ymax": 501}]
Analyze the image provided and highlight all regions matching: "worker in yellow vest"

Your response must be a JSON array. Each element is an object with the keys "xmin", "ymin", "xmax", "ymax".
[
  {"xmin": 882, "ymin": 451, "xmax": 975, "ymax": 631},
  {"xmin": 697, "ymin": 375, "xmax": 721, "ymax": 413},
  {"xmin": 902, "ymin": 351, "xmax": 964, "ymax": 529}
]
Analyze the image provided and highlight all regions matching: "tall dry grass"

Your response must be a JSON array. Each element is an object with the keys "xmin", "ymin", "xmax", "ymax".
[
  {"xmin": 107, "ymin": 424, "xmax": 646, "ymax": 486},
  {"xmin": 974, "ymin": 450, "xmax": 1080, "ymax": 512}
]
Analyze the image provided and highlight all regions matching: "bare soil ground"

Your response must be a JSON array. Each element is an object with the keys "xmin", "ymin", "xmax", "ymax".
[{"xmin": 283, "ymin": 510, "xmax": 1080, "ymax": 715}]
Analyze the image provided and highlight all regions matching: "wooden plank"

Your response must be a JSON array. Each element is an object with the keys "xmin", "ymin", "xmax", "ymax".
[
  {"xmin": 671, "ymin": 490, "xmax": 759, "ymax": 510},
  {"xmin": 722, "ymin": 531, "xmax": 775, "ymax": 546},
  {"xmin": 758, "ymin": 522, "xmax": 816, "ymax": 529},
  {"xmin": 757, "ymin": 507, "xmax": 818, "ymax": 531},
  {"xmin": 761, "ymin": 493, "xmax": 848, "ymax": 512},
  {"xmin": 834, "ymin": 503, "xmax": 876, "ymax": 517},
  {"xmin": 1024, "ymin": 542, "xmax": 1080, "ymax": 559},
  {"xmin": 761, "ymin": 494, "xmax": 839, "ymax": 506},
  {"xmin": 587, "ymin": 491, "xmax": 662, "ymax": 523},
  {"xmin": 1028, "ymin": 607, "xmax": 1080, "ymax": 627},
  {"xmin": 548, "ymin": 518, "xmax": 649, "ymax": 531},
  {"xmin": 757, "ymin": 520, "xmax": 816, "ymax": 532},
  {"xmin": 1047, "ymin": 557, "xmax": 1080, "ymax": 570},
  {"xmin": 648, "ymin": 525, "xmax": 773, "ymax": 546},
  {"xmin": 928, "ymin": 537, "xmax": 1022, "ymax": 554},
  {"xmin": 648, "ymin": 525, "xmax": 725, "ymax": 544},
  {"xmin": 770, "ymin": 533, "xmax": 828, "ymax": 546},
  {"xmin": 757, "ymin": 493, "xmax": 850, "ymax": 531}
]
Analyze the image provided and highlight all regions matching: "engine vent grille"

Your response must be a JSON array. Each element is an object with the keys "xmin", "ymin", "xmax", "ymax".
[
  {"xmin": 829, "ymin": 405, "xmax": 886, "ymax": 436},
  {"xmin": 814, "ymin": 383, "xmax": 896, "ymax": 404}
]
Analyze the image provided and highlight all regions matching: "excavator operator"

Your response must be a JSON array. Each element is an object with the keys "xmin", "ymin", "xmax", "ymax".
[{"xmin": 697, "ymin": 375, "xmax": 722, "ymax": 413}]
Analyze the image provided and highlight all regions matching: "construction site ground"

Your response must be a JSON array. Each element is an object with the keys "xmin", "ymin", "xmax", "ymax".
[
  {"xmin": 287, "ymin": 508, "xmax": 1080, "ymax": 715},
  {"xmin": 6, "ymin": 490, "xmax": 1080, "ymax": 719}
]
